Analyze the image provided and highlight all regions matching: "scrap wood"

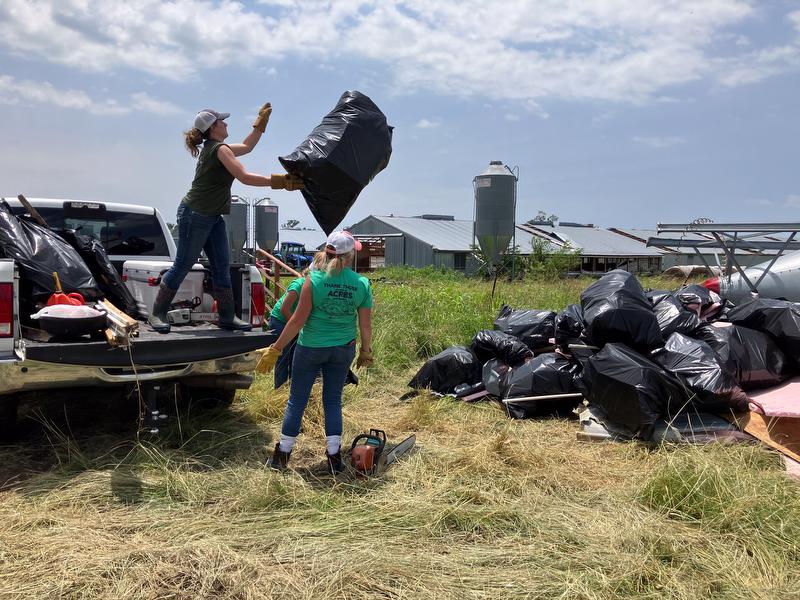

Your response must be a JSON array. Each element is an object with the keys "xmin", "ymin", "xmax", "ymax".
[
  {"xmin": 501, "ymin": 392, "xmax": 584, "ymax": 405},
  {"xmin": 17, "ymin": 194, "xmax": 48, "ymax": 228},
  {"xmin": 725, "ymin": 411, "xmax": 800, "ymax": 463},
  {"xmin": 747, "ymin": 377, "xmax": 800, "ymax": 418},
  {"xmin": 97, "ymin": 299, "xmax": 138, "ymax": 335}
]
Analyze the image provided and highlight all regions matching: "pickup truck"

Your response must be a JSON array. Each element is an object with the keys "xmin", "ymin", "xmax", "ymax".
[{"xmin": 0, "ymin": 198, "xmax": 276, "ymax": 439}]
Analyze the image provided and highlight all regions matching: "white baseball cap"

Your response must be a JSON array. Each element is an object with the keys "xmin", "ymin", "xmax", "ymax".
[
  {"xmin": 193, "ymin": 109, "xmax": 229, "ymax": 133},
  {"xmin": 325, "ymin": 230, "xmax": 362, "ymax": 255}
]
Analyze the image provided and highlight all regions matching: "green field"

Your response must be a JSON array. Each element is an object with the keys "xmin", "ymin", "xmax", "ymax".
[{"xmin": 1, "ymin": 269, "xmax": 798, "ymax": 599}]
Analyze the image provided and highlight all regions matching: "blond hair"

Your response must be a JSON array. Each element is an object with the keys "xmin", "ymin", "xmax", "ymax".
[
  {"xmin": 183, "ymin": 127, "xmax": 209, "ymax": 157},
  {"xmin": 312, "ymin": 250, "xmax": 354, "ymax": 277}
]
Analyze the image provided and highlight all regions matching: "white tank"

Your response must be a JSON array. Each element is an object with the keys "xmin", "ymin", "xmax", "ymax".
[{"xmin": 473, "ymin": 161, "xmax": 517, "ymax": 266}]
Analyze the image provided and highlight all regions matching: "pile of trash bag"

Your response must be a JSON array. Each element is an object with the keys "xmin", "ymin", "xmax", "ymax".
[{"xmin": 407, "ymin": 268, "xmax": 798, "ymax": 438}]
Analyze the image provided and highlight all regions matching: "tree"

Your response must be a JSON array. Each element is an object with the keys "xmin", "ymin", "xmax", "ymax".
[{"xmin": 526, "ymin": 210, "xmax": 559, "ymax": 225}]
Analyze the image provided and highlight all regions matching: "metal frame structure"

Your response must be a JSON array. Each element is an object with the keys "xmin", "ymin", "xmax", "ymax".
[{"xmin": 647, "ymin": 222, "xmax": 800, "ymax": 294}]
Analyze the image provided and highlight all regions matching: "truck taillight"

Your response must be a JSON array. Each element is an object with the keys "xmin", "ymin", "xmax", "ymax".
[
  {"xmin": 251, "ymin": 282, "xmax": 266, "ymax": 326},
  {"xmin": 0, "ymin": 283, "xmax": 13, "ymax": 338}
]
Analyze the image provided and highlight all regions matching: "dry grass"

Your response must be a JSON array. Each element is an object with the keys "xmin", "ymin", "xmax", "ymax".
[{"xmin": 1, "ymin": 271, "xmax": 798, "ymax": 599}]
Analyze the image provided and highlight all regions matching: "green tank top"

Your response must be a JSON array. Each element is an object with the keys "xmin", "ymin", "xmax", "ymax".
[
  {"xmin": 182, "ymin": 141, "xmax": 235, "ymax": 215},
  {"xmin": 298, "ymin": 268, "xmax": 373, "ymax": 348},
  {"xmin": 270, "ymin": 277, "xmax": 304, "ymax": 323}
]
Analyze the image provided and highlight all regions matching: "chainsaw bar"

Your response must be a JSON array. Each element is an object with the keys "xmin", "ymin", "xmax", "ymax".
[{"xmin": 383, "ymin": 434, "xmax": 416, "ymax": 467}]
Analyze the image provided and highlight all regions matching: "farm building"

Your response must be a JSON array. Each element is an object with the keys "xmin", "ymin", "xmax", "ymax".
[{"xmin": 347, "ymin": 215, "xmax": 664, "ymax": 274}]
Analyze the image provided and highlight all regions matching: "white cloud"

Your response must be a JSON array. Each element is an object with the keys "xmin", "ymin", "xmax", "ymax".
[
  {"xmin": 785, "ymin": 194, "xmax": 800, "ymax": 208},
  {"xmin": 0, "ymin": 75, "xmax": 180, "ymax": 115},
  {"xmin": 0, "ymin": 0, "xmax": 796, "ymax": 108},
  {"xmin": 632, "ymin": 135, "xmax": 686, "ymax": 148},
  {"xmin": 504, "ymin": 113, "xmax": 520, "ymax": 122},
  {"xmin": 415, "ymin": 117, "xmax": 440, "ymax": 129}
]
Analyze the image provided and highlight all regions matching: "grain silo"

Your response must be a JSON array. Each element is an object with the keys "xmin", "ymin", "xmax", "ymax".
[
  {"xmin": 473, "ymin": 160, "xmax": 517, "ymax": 269},
  {"xmin": 254, "ymin": 198, "xmax": 279, "ymax": 253},
  {"xmin": 223, "ymin": 196, "xmax": 249, "ymax": 263}
]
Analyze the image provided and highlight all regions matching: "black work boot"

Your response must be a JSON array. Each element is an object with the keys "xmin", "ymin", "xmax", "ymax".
[
  {"xmin": 148, "ymin": 284, "xmax": 177, "ymax": 333},
  {"xmin": 268, "ymin": 443, "xmax": 291, "ymax": 471},
  {"xmin": 215, "ymin": 287, "xmax": 252, "ymax": 331},
  {"xmin": 326, "ymin": 448, "xmax": 344, "ymax": 475}
]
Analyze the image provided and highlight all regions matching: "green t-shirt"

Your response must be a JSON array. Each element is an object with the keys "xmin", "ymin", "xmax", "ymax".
[
  {"xmin": 182, "ymin": 141, "xmax": 235, "ymax": 215},
  {"xmin": 270, "ymin": 277, "xmax": 304, "ymax": 323},
  {"xmin": 298, "ymin": 267, "xmax": 373, "ymax": 348}
]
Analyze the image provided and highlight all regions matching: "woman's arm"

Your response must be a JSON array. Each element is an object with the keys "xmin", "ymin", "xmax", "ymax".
[
  {"xmin": 279, "ymin": 290, "xmax": 299, "ymax": 322},
  {"xmin": 358, "ymin": 307, "xmax": 372, "ymax": 351},
  {"xmin": 227, "ymin": 127, "xmax": 263, "ymax": 157},
  {"xmin": 272, "ymin": 279, "xmax": 312, "ymax": 351},
  {"xmin": 217, "ymin": 145, "xmax": 271, "ymax": 187}
]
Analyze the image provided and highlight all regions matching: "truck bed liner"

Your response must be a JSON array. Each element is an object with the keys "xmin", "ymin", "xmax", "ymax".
[{"xmin": 24, "ymin": 324, "xmax": 277, "ymax": 367}]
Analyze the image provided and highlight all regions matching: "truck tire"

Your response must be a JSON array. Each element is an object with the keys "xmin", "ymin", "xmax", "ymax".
[
  {"xmin": 179, "ymin": 385, "xmax": 236, "ymax": 409},
  {"xmin": 0, "ymin": 395, "xmax": 19, "ymax": 442}
]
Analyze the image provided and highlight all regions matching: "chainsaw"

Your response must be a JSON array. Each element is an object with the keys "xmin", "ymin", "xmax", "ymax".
[{"xmin": 349, "ymin": 429, "xmax": 416, "ymax": 477}]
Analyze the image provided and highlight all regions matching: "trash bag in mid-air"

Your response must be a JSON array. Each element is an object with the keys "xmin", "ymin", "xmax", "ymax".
[{"xmin": 279, "ymin": 90, "xmax": 393, "ymax": 234}]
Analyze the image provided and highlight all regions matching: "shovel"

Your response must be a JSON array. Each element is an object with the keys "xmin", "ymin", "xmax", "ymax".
[{"xmin": 47, "ymin": 272, "xmax": 85, "ymax": 306}]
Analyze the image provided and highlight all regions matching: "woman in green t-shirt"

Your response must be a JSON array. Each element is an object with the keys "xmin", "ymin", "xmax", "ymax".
[
  {"xmin": 259, "ymin": 231, "xmax": 374, "ymax": 474},
  {"xmin": 149, "ymin": 104, "xmax": 304, "ymax": 334}
]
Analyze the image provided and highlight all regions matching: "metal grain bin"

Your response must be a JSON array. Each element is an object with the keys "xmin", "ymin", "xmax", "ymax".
[
  {"xmin": 223, "ymin": 197, "xmax": 249, "ymax": 262},
  {"xmin": 473, "ymin": 160, "xmax": 517, "ymax": 266},
  {"xmin": 254, "ymin": 198, "xmax": 279, "ymax": 252}
]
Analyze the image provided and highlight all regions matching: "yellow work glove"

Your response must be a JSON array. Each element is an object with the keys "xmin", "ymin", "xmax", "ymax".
[
  {"xmin": 255, "ymin": 345, "xmax": 281, "ymax": 373},
  {"xmin": 270, "ymin": 173, "xmax": 305, "ymax": 191},
  {"xmin": 252, "ymin": 102, "xmax": 272, "ymax": 133},
  {"xmin": 356, "ymin": 348, "xmax": 374, "ymax": 368}
]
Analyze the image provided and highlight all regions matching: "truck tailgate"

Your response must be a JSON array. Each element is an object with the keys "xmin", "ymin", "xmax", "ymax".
[{"xmin": 24, "ymin": 324, "xmax": 277, "ymax": 367}]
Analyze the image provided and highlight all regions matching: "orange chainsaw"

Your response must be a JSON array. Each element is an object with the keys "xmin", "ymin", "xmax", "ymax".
[{"xmin": 349, "ymin": 429, "xmax": 416, "ymax": 477}]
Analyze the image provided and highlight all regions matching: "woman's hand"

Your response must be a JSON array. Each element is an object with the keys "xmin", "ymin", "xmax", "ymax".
[
  {"xmin": 253, "ymin": 102, "xmax": 272, "ymax": 133},
  {"xmin": 356, "ymin": 348, "xmax": 374, "ymax": 368}
]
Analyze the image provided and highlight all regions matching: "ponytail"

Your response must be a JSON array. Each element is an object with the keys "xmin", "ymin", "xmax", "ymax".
[
  {"xmin": 183, "ymin": 127, "xmax": 208, "ymax": 157},
  {"xmin": 311, "ymin": 250, "xmax": 354, "ymax": 277}
]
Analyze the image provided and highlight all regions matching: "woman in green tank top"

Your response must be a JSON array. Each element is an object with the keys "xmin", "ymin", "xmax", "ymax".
[
  {"xmin": 259, "ymin": 231, "xmax": 374, "ymax": 474},
  {"xmin": 149, "ymin": 104, "xmax": 305, "ymax": 334}
]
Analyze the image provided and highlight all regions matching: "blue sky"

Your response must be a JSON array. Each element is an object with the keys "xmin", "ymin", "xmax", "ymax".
[{"xmin": 1, "ymin": 0, "xmax": 798, "ymax": 233}]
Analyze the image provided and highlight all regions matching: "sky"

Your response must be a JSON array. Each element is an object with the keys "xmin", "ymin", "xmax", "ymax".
[{"xmin": 0, "ymin": 0, "xmax": 799, "ymax": 233}]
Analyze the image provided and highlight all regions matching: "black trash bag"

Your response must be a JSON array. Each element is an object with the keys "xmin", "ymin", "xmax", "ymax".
[
  {"xmin": 408, "ymin": 346, "xmax": 482, "ymax": 394},
  {"xmin": 691, "ymin": 323, "xmax": 792, "ymax": 390},
  {"xmin": 58, "ymin": 229, "xmax": 148, "ymax": 320},
  {"xmin": 503, "ymin": 353, "xmax": 582, "ymax": 419},
  {"xmin": 652, "ymin": 293, "xmax": 702, "ymax": 338},
  {"xmin": 580, "ymin": 270, "xmax": 663, "ymax": 353},
  {"xmin": 482, "ymin": 358, "xmax": 512, "ymax": 398},
  {"xmin": 471, "ymin": 330, "xmax": 533, "ymax": 366},
  {"xmin": 579, "ymin": 343, "xmax": 689, "ymax": 439},
  {"xmin": 652, "ymin": 333, "xmax": 749, "ymax": 412},
  {"xmin": 676, "ymin": 284, "xmax": 716, "ymax": 309},
  {"xmin": 645, "ymin": 289, "xmax": 673, "ymax": 305},
  {"xmin": 279, "ymin": 90, "xmax": 393, "ymax": 234},
  {"xmin": 726, "ymin": 298, "xmax": 800, "ymax": 365},
  {"xmin": 454, "ymin": 381, "xmax": 486, "ymax": 399},
  {"xmin": 493, "ymin": 305, "xmax": 556, "ymax": 352},
  {"xmin": 0, "ymin": 204, "xmax": 100, "ymax": 316},
  {"xmin": 554, "ymin": 303, "xmax": 585, "ymax": 350}
]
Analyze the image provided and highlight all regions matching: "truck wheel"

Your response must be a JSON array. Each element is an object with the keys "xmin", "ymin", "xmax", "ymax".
[
  {"xmin": 180, "ymin": 385, "xmax": 236, "ymax": 409},
  {"xmin": 0, "ymin": 395, "xmax": 19, "ymax": 442}
]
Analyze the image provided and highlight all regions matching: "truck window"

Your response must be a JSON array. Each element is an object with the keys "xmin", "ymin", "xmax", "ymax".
[{"xmin": 9, "ymin": 206, "xmax": 169, "ymax": 256}]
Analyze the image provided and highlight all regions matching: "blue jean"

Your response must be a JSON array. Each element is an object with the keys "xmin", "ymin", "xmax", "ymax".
[
  {"xmin": 281, "ymin": 342, "xmax": 356, "ymax": 437},
  {"xmin": 162, "ymin": 202, "xmax": 231, "ymax": 291},
  {"xmin": 268, "ymin": 315, "xmax": 296, "ymax": 389}
]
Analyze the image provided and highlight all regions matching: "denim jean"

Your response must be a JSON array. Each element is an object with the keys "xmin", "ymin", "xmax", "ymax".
[
  {"xmin": 162, "ymin": 202, "xmax": 231, "ymax": 291},
  {"xmin": 281, "ymin": 342, "xmax": 356, "ymax": 438},
  {"xmin": 268, "ymin": 315, "xmax": 296, "ymax": 389}
]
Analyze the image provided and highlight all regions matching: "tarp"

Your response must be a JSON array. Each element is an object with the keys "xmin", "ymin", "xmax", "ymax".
[
  {"xmin": 580, "ymin": 270, "xmax": 663, "ymax": 353},
  {"xmin": 652, "ymin": 333, "xmax": 749, "ymax": 411},
  {"xmin": 691, "ymin": 323, "xmax": 793, "ymax": 390},
  {"xmin": 279, "ymin": 90, "xmax": 393, "ymax": 234},
  {"xmin": 0, "ymin": 204, "xmax": 100, "ymax": 317},
  {"xmin": 493, "ymin": 305, "xmax": 556, "ymax": 352},
  {"xmin": 471, "ymin": 330, "xmax": 533, "ymax": 366},
  {"xmin": 408, "ymin": 346, "xmax": 482, "ymax": 394},
  {"xmin": 579, "ymin": 343, "xmax": 688, "ymax": 439}
]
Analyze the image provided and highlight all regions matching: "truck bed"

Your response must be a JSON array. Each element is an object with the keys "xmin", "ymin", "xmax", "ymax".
[{"xmin": 24, "ymin": 324, "xmax": 277, "ymax": 367}]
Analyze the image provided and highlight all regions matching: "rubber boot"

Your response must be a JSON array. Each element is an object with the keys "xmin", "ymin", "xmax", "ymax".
[
  {"xmin": 148, "ymin": 284, "xmax": 177, "ymax": 333},
  {"xmin": 326, "ymin": 448, "xmax": 344, "ymax": 475},
  {"xmin": 268, "ymin": 443, "xmax": 291, "ymax": 471},
  {"xmin": 215, "ymin": 287, "xmax": 252, "ymax": 331}
]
